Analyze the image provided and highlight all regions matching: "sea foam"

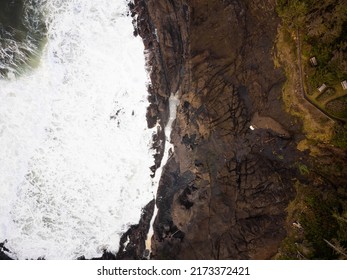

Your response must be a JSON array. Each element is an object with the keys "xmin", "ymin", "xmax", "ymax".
[{"xmin": 0, "ymin": 0, "xmax": 155, "ymax": 259}]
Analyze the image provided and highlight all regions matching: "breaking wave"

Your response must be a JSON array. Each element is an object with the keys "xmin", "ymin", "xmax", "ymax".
[{"xmin": 0, "ymin": 0, "xmax": 156, "ymax": 259}]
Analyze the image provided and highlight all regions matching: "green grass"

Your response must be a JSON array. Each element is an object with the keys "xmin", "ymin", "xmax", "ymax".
[
  {"xmin": 298, "ymin": 163, "xmax": 310, "ymax": 175},
  {"xmin": 276, "ymin": 181, "xmax": 347, "ymax": 259},
  {"xmin": 275, "ymin": 0, "xmax": 347, "ymax": 260},
  {"xmin": 332, "ymin": 124, "xmax": 347, "ymax": 148},
  {"xmin": 278, "ymin": 0, "xmax": 347, "ymax": 122}
]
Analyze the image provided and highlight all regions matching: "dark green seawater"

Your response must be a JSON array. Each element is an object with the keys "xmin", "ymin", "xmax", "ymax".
[
  {"xmin": 0, "ymin": 0, "xmax": 25, "ymax": 29},
  {"xmin": 0, "ymin": 0, "xmax": 46, "ymax": 78}
]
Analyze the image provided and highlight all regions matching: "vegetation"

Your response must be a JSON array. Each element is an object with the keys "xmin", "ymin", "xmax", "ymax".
[
  {"xmin": 276, "ymin": 25, "xmax": 335, "ymax": 145},
  {"xmin": 277, "ymin": 0, "xmax": 347, "ymax": 122},
  {"xmin": 275, "ymin": 0, "xmax": 347, "ymax": 260},
  {"xmin": 277, "ymin": 182, "xmax": 347, "ymax": 259},
  {"xmin": 332, "ymin": 124, "xmax": 347, "ymax": 148},
  {"xmin": 300, "ymin": 192, "xmax": 339, "ymax": 259},
  {"xmin": 297, "ymin": 163, "xmax": 309, "ymax": 175}
]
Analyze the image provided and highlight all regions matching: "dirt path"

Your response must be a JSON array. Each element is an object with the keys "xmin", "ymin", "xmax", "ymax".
[{"xmin": 295, "ymin": 28, "xmax": 338, "ymax": 123}]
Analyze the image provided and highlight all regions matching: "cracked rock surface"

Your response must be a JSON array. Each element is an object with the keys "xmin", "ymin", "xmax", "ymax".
[{"xmin": 132, "ymin": 0, "xmax": 305, "ymax": 259}]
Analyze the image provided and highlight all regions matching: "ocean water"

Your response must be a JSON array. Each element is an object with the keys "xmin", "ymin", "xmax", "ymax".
[{"xmin": 0, "ymin": 0, "xmax": 156, "ymax": 259}]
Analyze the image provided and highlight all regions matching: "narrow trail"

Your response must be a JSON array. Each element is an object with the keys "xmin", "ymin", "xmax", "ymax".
[{"xmin": 295, "ymin": 28, "xmax": 339, "ymax": 123}]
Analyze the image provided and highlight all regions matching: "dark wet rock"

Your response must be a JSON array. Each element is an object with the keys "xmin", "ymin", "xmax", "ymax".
[
  {"xmin": 115, "ymin": 199, "xmax": 155, "ymax": 260},
  {"xmin": 0, "ymin": 241, "xmax": 12, "ymax": 260},
  {"xmin": 0, "ymin": 0, "xmax": 303, "ymax": 261},
  {"xmin": 132, "ymin": 0, "xmax": 305, "ymax": 259},
  {"xmin": 130, "ymin": 0, "xmax": 189, "ymax": 174},
  {"xmin": 88, "ymin": 199, "xmax": 155, "ymax": 260},
  {"xmin": 182, "ymin": 133, "xmax": 197, "ymax": 149}
]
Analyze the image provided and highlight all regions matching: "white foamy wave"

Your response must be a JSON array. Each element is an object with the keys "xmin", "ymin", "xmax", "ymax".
[
  {"xmin": 0, "ymin": 0, "xmax": 155, "ymax": 259},
  {"xmin": 0, "ymin": 0, "xmax": 44, "ymax": 78}
]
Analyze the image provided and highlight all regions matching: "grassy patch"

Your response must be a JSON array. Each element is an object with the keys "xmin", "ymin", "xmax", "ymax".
[
  {"xmin": 275, "ymin": 24, "xmax": 335, "ymax": 146},
  {"xmin": 332, "ymin": 124, "xmax": 347, "ymax": 149},
  {"xmin": 275, "ymin": 0, "xmax": 347, "ymax": 260},
  {"xmin": 277, "ymin": 0, "xmax": 347, "ymax": 122},
  {"xmin": 300, "ymin": 193, "xmax": 339, "ymax": 259},
  {"xmin": 297, "ymin": 163, "xmax": 309, "ymax": 175},
  {"xmin": 276, "ymin": 181, "xmax": 347, "ymax": 259}
]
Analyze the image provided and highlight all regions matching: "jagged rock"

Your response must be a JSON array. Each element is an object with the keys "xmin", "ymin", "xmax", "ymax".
[
  {"xmin": 90, "ymin": 200, "xmax": 155, "ymax": 260},
  {"xmin": 115, "ymin": 199, "xmax": 155, "ymax": 260},
  {"xmin": 133, "ymin": 0, "xmax": 303, "ymax": 259},
  {"xmin": 0, "ymin": 242, "xmax": 12, "ymax": 260}
]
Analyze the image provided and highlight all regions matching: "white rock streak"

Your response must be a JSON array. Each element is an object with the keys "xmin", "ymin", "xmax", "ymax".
[
  {"xmin": 0, "ymin": 0, "xmax": 156, "ymax": 259},
  {"xmin": 146, "ymin": 94, "xmax": 180, "ymax": 252}
]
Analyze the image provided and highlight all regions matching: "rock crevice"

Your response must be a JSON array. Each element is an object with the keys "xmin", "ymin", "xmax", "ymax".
[{"xmin": 133, "ymin": 0, "xmax": 302, "ymax": 259}]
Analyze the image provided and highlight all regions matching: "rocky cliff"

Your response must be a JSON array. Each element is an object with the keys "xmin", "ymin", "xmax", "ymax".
[
  {"xmin": 131, "ymin": 0, "xmax": 305, "ymax": 259},
  {"xmin": 0, "ymin": 0, "xmax": 343, "ymax": 261}
]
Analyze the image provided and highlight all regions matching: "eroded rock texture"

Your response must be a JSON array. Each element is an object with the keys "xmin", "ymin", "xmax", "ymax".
[{"xmin": 132, "ymin": 0, "xmax": 302, "ymax": 259}]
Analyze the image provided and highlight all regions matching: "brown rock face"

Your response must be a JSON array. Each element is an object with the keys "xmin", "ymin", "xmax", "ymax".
[{"xmin": 133, "ymin": 0, "xmax": 302, "ymax": 259}]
